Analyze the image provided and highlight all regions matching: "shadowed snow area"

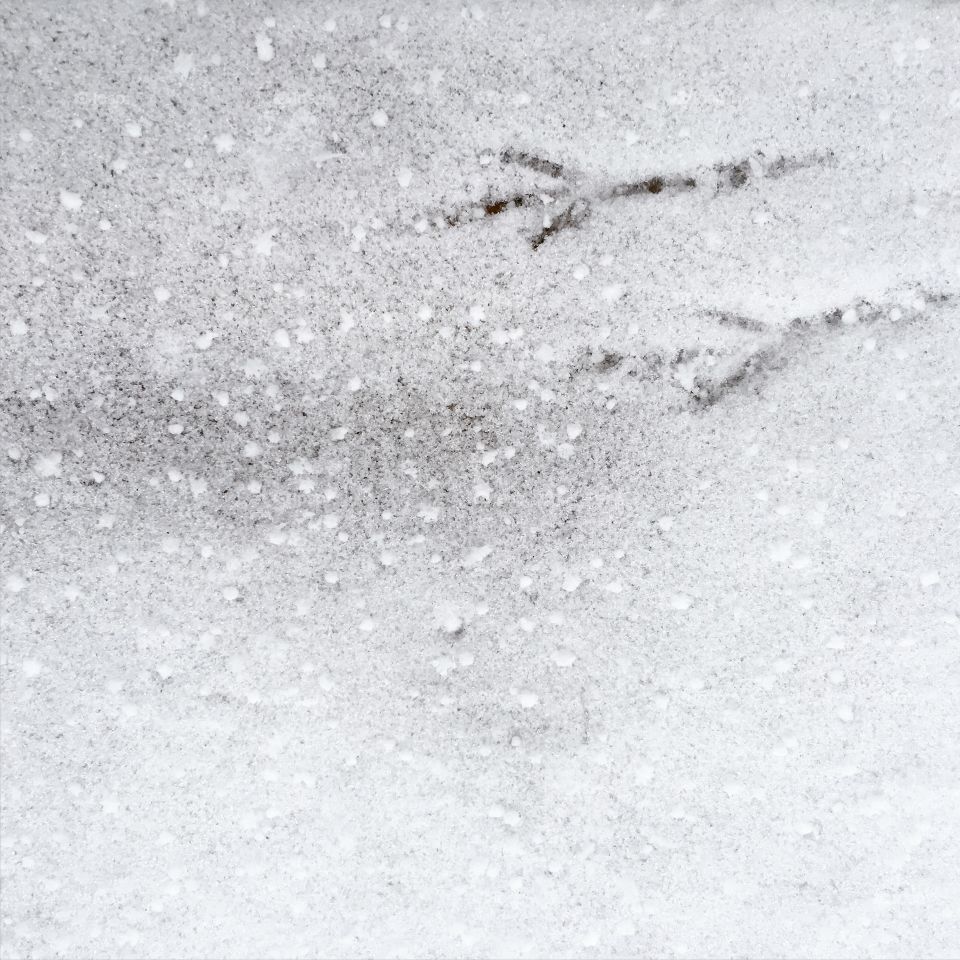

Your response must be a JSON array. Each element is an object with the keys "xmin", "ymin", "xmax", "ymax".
[{"xmin": 2, "ymin": 1, "xmax": 960, "ymax": 958}]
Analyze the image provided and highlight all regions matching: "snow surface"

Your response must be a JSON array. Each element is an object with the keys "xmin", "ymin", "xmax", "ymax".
[{"xmin": 2, "ymin": 1, "xmax": 960, "ymax": 958}]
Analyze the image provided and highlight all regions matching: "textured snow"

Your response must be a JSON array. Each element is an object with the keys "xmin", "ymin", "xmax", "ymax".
[{"xmin": 2, "ymin": 1, "xmax": 960, "ymax": 959}]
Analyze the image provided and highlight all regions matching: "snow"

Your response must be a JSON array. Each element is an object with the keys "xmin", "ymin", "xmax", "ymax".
[
  {"xmin": 2, "ymin": 1, "xmax": 959, "ymax": 958},
  {"xmin": 58, "ymin": 190, "xmax": 82, "ymax": 211},
  {"xmin": 255, "ymin": 33, "xmax": 275, "ymax": 64}
]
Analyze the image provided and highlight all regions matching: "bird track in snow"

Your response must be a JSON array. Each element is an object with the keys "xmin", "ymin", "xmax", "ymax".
[{"xmin": 427, "ymin": 147, "xmax": 836, "ymax": 249}]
